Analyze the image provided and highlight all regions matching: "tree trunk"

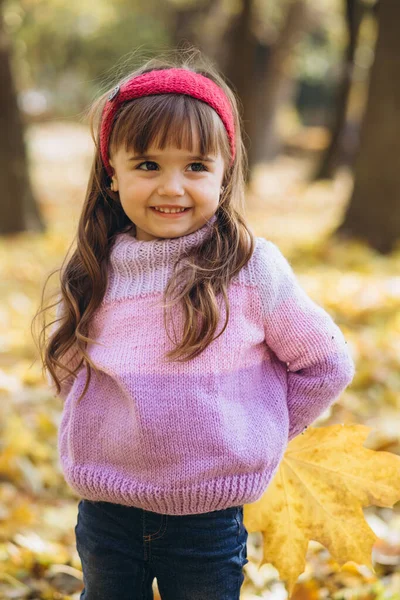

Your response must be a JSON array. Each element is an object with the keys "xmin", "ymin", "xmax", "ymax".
[
  {"xmin": 336, "ymin": 0, "xmax": 400, "ymax": 254},
  {"xmin": 224, "ymin": 0, "xmax": 311, "ymax": 172},
  {"xmin": 0, "ymin": 0, "xmax": 42, "ymax": 235},
  {"xmin": 170, "ymin": 0, "xmax": 225, "ymax": 56},
  {"xmin": 223, "ymin": 0, "xmax": 257, "ymax": 180},
  {"xmin": 314, "ymin": 0, "xmax": 365, "ymax": 180},
  {"xmin": 247, "ymin": 0, "xmax": 309, "ymax": 169}
]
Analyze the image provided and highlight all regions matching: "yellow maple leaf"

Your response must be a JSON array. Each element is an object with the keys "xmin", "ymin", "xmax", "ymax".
[{"xmin": 243, "ymin": 424, "xmax": 400, "ymax": 597}]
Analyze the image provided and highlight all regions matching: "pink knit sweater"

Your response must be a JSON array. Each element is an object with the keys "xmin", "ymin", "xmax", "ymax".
[{"xmin": 48, "ymin": 216, "xmax": 355, "ymax": 515}]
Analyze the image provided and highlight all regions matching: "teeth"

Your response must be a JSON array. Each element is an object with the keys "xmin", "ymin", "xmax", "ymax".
[{"xmin": 154, "ymin": 207, "xmax": 187, "ymax": 213}]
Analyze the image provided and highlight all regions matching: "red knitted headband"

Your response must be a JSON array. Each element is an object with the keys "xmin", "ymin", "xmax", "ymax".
[{"xmin": 100, "ymin": 68, "xmax": 236, "ymax": 178}]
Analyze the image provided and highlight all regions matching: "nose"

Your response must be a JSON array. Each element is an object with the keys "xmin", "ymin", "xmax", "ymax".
[{"xmin": 157, "ymin": 172, "xmax": 185, "ymax": 197}]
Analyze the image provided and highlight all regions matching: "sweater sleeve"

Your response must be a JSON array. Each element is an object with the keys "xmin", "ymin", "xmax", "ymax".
[
  {"xmin": 254, "ymin": 238, "xmax": 356, "ymax": 441},
  {"xmin": 46, "ymin": 297, "xmax": 82, "ymax": 401}
]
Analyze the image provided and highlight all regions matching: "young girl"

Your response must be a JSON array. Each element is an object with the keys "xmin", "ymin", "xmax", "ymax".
[{"xmin": 42, "ymin": 50, "xmax": 355, "ymax": 600}]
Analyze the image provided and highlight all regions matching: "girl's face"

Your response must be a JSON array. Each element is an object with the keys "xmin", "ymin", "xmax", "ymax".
[{"xmin": 109, "ymin": 131, "xmax": 226, "ymax": 241}]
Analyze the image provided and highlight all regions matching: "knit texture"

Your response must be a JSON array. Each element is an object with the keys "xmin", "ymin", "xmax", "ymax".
[
  {"xmin": 49, "ymin": 216, "xmax": 355, "ymax": 515},
  {"xmin": 100, "ymin": 68, "xmax": 236, "ymax": 177}
]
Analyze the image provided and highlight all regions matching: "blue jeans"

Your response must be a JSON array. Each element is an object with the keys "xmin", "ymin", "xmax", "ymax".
[{"xmin": 75, "ymin": 499, "xmax": 249, "ymax": 600}]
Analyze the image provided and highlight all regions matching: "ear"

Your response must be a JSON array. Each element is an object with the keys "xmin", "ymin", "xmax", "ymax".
[
  {"xmin": 109, "ymin": 158, "xmax": 115, "ymax": 174},
  {"xmin": 108, "ymin": 160, "xmax": 119, "ymax": 192}
]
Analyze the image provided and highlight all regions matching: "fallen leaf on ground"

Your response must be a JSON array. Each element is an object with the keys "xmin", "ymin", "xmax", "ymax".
[{"xmin": 243, "ymin": 424, "xmax": 400, "ymax": 597}]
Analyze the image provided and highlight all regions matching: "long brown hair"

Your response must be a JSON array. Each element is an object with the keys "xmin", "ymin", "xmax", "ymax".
[{"xmin": 33, "ymin": 47, "xmax": 256, "ymax": 403}]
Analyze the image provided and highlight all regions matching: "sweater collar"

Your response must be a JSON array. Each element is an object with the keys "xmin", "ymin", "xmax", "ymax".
[{"xmin": 110, "ymin": 213, "xmax": 218, "ymax": 268}]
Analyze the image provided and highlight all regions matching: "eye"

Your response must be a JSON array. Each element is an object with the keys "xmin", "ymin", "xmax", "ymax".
[
  {"xmin": 136, "ymin": 160, "xmax": 208, "ymax": 173},
  {"xmin": 188, "ymin": 162, "xmax": 208, "ymax": 172},
  {"xmin": 136, "ymin": 161, "xmax": 158, "ymax": 171}
]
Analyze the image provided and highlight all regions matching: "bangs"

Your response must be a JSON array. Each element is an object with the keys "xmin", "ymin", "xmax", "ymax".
[{"xmin": 108, "ymin": 94, "xmax": 230, "ymax": 162}]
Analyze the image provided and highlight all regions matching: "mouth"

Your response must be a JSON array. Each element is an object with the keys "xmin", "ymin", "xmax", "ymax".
[{"xmin": 150, "ymin": 207, "xmax": 191, "ymax": 218}]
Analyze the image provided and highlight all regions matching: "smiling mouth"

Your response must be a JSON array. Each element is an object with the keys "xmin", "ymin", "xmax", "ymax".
[{"xmin": 150, "ymin": 207, "xmax": 191, "ymax": 216}]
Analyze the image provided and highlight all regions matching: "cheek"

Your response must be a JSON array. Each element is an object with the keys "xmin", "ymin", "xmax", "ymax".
[
  {"xmin": 120, "ymin": 175, "xmax": 153, "ymax": 195},
  {"xmin": 193, "ymin": 179, "xmax": 220, "ymax": 198}
]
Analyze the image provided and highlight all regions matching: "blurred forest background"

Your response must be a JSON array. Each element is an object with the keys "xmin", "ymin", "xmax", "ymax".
[{"xmin": 1, "ymin": 0, "xmax": 400, "ymax": 598}]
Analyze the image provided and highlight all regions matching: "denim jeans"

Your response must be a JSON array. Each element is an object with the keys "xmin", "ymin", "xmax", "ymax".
[{"xmin": 75, "ymin": 498, "xmax": 249, "ymax": 600}]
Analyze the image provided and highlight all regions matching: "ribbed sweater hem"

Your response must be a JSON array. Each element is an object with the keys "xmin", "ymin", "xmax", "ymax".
[{"xmin": 64, "ymin": 465, "xmax": 278, "ymax": 515}]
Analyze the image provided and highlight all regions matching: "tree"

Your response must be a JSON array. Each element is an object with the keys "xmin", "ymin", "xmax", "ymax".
[
  {"xmin": 0, "ymin": 0, "xmax": 41, "ymax": 235},
  {"xmin": 337, "ymin": 0, "xmax": 400, "ymax": 253},
  {"xmin": 314, "ymin": 0, "xmax": 366, "ymax": 180},
  {"xmin": 224, "ymin": 0, "xmax": 312, "ymax": 173}
]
